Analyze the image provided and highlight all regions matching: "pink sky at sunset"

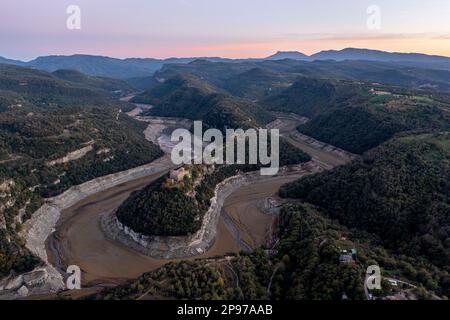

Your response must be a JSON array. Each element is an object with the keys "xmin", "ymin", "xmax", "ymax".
[{"xmin": 1, "ymin": 0, "xmax": 449, "ymax": 60}]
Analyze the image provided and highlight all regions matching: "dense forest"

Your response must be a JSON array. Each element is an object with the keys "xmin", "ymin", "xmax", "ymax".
[
  {"xmin": 117, "ymin": 164, "xmax": 244, "ymax": 237},
  {"xmin": 52, "ymin": 69, "xmax": 133, "ymax": 96},
  {"xmin": 298, "ymin": 106, "xmax": 404, "ymax": 154},
  {"xmin": 279, "ymin": 133, "xmax": 450, "ymax": 296},
  {"xmin": 117, "ymin": 167, "xmax": 204, "ymax": 237}
]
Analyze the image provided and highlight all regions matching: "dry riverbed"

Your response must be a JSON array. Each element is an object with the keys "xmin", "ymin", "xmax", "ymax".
[
  {"xmin": 17, "ymin": 110, "xmax": 355, "ymax": 296},
  {"xmin": 48, "ymin": 165, "xmax": 318, "ymax": 287},
  {"xmin": 47, "ymin": 172, "xmax": 244, "ymax": 285}
]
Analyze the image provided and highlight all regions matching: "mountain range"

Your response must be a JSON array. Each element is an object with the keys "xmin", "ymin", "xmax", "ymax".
[{"xmin": 2, "ymin": 48, "xmax": 450, "ymax": 79}]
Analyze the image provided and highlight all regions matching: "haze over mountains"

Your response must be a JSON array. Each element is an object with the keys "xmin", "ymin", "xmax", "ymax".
[{"xmin": 2, "ymin": 48, "xmax": 450, "ymax": 79}]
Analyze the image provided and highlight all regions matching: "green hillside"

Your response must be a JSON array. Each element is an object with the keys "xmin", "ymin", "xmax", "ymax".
[
  {"xmin": 263, "ymin": 77, "xmax": 367, "ymax": 118},
  {"xmin": 52, "ymin": 69, "xmax": 133, "ymax": 96},
  {"xmin": 100, "ymin": 203, "xmax": 434, "ymax": 300},
  {"xmin": 297, "ymin": 87, "xmax": 450, "ymax": 153},
  {"xmin": 0, "ymin": 64, "xmax": 109, "ymax": 108},
  {"xmin": 220, "ymin": 68, "xmax": 294, "ymax": 100},
  {"xmin": 279, "ymin": 133, "xmax": 450, "ymax": 296},
  {"xmin": 0, "ymin": 65, "xmax": 163, "ymax": 278}
]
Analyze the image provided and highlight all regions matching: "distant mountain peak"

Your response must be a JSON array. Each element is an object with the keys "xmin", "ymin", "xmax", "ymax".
[
  {"xmin": 265, "ymin": 51, "xmax": 309, "ymax": 61},
  {"xmin": 311, "ymin": 47, "xmax": 450, "ymax": 63},
  {"xmin": 0, "ymin": 56, "xmax": 26, "ymax": 66}
]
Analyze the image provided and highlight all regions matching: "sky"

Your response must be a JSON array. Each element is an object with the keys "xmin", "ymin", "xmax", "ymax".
[{"xmin": 1, "ymin": 0, "xmax": 450, "ymax": 60}]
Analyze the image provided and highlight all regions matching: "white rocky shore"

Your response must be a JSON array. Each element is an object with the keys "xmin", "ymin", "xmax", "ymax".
[
  {"xmin": 101, "ymin": 161, "xmax": 322, "ymax": 259},
  {"xmin": 291, "ymin": 131, "xmax": 359, "ymax": 161},
  {"xmin": 0, "ymin": 155, "xmax": 173, "ymax": 299}
]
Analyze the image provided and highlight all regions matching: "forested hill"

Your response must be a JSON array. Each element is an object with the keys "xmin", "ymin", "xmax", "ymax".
[
  {"xmin": 133, "ymin": 73, "xmax": 274, "ymax": 131},
  {"xmin": 0, "ymin": 64, "xmax": 133, "ymax": 109},
  {"xmin": 296, "ymin": 84, "xmax": 450, "ymax": 154},
  {"xmin": 279, "ymin": 133, "xmax": 450, "ymax": 296},
  {"xmin": 0, "ymin": 65, "xmax": 163, "ymax": 279},
  {"xmin": 262, "ymin": 77, "xmax": 367, "ymax": 118},
  {"xmin": 103, "ymin": 204, "xmax": 369, "ymax": 299},
  {"xmin": 51, "ymin": 69, "xmax": 133, "ymax": 96},
  {"xmin": 117, "ymin": 140, "xmax": 311, "ymax": 237},
  {"xmin": 143, "ymin": 59, "xmax": 450, "ymax": 153}
]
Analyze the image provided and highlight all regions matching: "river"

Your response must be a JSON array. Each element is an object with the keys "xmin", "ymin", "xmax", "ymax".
[{"xmin": 46, "ymin": 111, "xmax": 354, "ymax": 288}]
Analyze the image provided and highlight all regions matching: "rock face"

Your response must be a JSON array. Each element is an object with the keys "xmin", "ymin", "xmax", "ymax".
[
  {"xmin": 0, "ymin": 267, "xmax": 63, "ymax": 300},
  {"xmin": 0, "ymin": 179, "xmax": 15, "ymax": 194},
  {"xmin": 46, "ymin": 145, "xmax": 94, "ymax": 166}
]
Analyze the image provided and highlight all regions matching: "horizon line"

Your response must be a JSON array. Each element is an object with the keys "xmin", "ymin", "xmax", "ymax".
[{"xmin": 3, "ymin": 46, "xmax": 450, "ymax": 63}]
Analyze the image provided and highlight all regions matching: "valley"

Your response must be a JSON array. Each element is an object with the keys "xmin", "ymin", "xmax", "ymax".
[
  {"xmin": 1, "ymin": 51, "xmax": 449, "ymax": 301},
  {"xmin": 44, "ymin": 111, "xmax": 344, "ymax": 290}
]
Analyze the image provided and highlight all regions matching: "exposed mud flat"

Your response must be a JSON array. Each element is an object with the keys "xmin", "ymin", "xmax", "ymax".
[
  {"xmin": 0, "ymin": 154, "xmax": 174, "ymax": 299},
  {"xmin": 138, "ymin": 116, "xmax": 192, "ymax": 153},
  {"xmin": 49, "ymin": 162, "xmax": 320, "ymax": 287},
  {"xmin": 100, "ymin": 163, "xmax": 320, "ymax": 260},
  {"xmin": 291, "ymin": 131, "xmax": 358, "ymax": 163},
  {"xmin": 48, "ymin": 170, "xmax": 242, "ymax": 285},
  {"xmin": 266, "ymin": 112, "xmax": 309, "ymax": 133},
  {"xmin": 222, "ymin": 175, "xmax": 301, "ymax": 250}
]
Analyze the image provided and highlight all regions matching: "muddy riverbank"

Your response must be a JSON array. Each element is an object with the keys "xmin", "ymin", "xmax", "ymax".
[{"xmin": 10, "ymin": 111, "xmax": 356, "ymax": 295}]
